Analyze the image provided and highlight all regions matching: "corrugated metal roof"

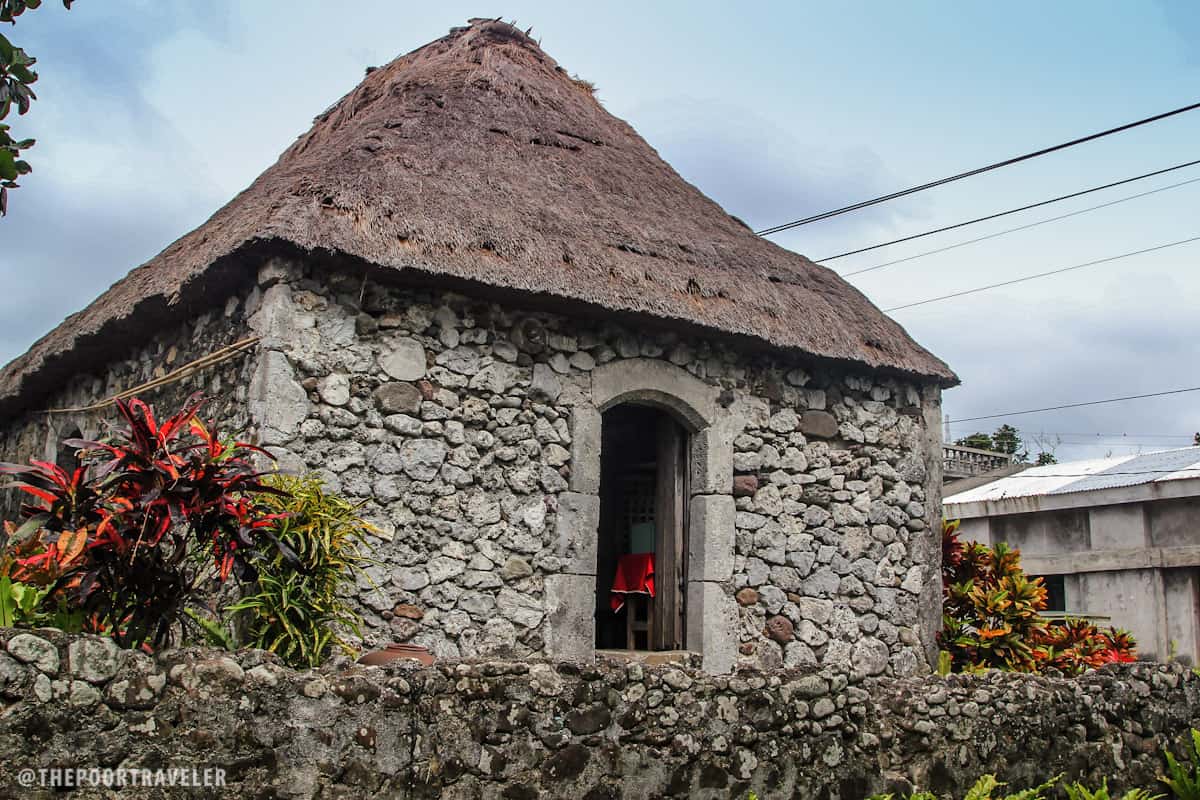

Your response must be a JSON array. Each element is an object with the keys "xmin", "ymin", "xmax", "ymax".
[{"xmin": 944, "ymin": 446, "xmax": 1200, "ymax": 505}]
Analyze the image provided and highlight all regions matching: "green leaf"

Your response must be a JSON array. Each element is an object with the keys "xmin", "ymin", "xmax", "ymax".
[
  {"xmin": 0, "ymin": 575, "xmax": 14, "ymax": 627},
  {"xmin": 10, "ymin": 47, "xmax": 34, "ymax": 68},
  {"xmin": 0, "ymin": 33, "xmax": 12, "ymax": 63},
  {"xmin": 7, "ymin": 512, "xmax": 48, "ymax": 544},
  {"xmin": 11, "ymin": 64, "xmax": 36, "ymax": 84},
  {"xmin": 965, "ymin": 775, "xmax": 1002, "ymax": 800}
]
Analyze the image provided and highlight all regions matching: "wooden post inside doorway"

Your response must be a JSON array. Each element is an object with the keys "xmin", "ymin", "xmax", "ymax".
[{"xmin": 653, "ymin": 415, "xmax": 688, "ymax": 650}]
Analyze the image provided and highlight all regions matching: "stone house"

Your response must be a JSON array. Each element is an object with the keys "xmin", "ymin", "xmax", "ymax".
[
  {"xmin": 945, "ymin": 447, "xmax": 1200, "ymax": 663},
  {"xmin": 0, "ymin": 20, "xmax": 955, "ymax": 675}
]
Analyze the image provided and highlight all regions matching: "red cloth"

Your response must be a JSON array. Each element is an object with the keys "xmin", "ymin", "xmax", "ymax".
[{"xmin": 610, "ymin": 552, "xmax": 655, "ymax": 612}]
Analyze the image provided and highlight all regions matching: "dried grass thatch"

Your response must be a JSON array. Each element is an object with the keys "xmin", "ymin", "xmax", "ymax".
[{"xmin": 0, "ymin": 19, "xmax": 954, "ymax": 415}]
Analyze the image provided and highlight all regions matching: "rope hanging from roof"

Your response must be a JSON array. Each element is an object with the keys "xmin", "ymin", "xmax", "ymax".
[{"xmin": 41, "ymin": 336, "xmax": 261, "ymax": 415}]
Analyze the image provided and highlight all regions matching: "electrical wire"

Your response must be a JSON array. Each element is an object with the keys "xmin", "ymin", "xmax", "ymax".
[
  {"xmin": 1029, "ymin": 438, "xmax": 1190, "ymax": 446},
  {"xmin": 882, "ymin": 235, "xmax": 1200, "ymax": 312},
  {"xmin": 841, "ymin": 176, "xmax": 1200, "ymax": 278},
  {"xmin": 946, "ymin": 424, "xmax": 1195, "ymax": 437},
  {"xmin": 755, "ymin": 100, "xmax": 1200, "ymax": 235},
  {"xmin": 818, "ymin": 158, "xmax": 1200, "ymax": 262},
  {"xmin": 1039, "ymin": 442, "xmax": 1191, "ymax": 449},
  {"xmin": 946, "ymin": 385, "xmax": 1200, "ymax": 424},
  {"xmin": 1029, "ymin": 433, "xmax": 1194, "ymax": 440}
]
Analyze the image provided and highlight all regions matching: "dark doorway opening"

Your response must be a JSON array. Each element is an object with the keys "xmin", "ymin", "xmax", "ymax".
[{"xmin": 595, "ymin": 404, "xmax": 688, "ymax": 651}]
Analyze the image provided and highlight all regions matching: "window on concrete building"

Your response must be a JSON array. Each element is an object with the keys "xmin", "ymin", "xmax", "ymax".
[
  {"xmin": 1040, "ymin": 574, "xmax": 1066, "ymax": 613},
  {"xmin": 595, "ymin": 404, "xmax": 688, "ymax": 652}
]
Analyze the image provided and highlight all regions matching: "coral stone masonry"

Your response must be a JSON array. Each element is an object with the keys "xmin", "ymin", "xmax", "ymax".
[{"xmin": 239, "ymin": 260, "xmax": 945, "ymax": 674}]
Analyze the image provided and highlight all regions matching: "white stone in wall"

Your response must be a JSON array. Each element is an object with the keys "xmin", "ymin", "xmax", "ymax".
[
  {"xmin": 469, "ymin": 363, "xmax": 521, "ymax": 394},
  {"xmin": 428, "ymin": 556, "xmax": 467, "ymax": 585},
  {"xmin": 496, "ymin": 589, "xmax": 544, "ymax": 629},
  {"xmin": 381, "ymin": 338, "xmax": 427, "ymax": 381},
  {"xmin": 901, "ymin": 565, "xmax": 925, "ymax": 595},
  {"xmin": 398, "ymin": 439, "xmax": 447, "ymax": 481}
]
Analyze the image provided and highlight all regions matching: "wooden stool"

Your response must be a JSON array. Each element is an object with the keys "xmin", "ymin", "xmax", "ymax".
[{"xmin": 625, "ymin": 594, "xmax": 654, "ymax": 651}]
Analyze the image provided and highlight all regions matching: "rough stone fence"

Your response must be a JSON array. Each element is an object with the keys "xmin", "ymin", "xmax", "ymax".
[{"xmin": 0, "ymin": 629, "xmax": 1197, "ymax": 799}]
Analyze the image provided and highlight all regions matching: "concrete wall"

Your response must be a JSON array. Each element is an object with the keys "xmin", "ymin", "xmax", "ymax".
[{"xmin": 1150, "ymin": 498, "xmax": 1197, "ymax": 548}]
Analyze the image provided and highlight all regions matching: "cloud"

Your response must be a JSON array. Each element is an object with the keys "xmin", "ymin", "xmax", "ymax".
[
  {"xmin": 626, "ymin": 97, "xmax": 931, "ymax": 255},
  {"xmin": 934, "ymin": 271, "xmax": 1199, "ymax": 460},
  {"xmin": 0, "ymin": 1, "xmax": 231, "ymax": 365}
]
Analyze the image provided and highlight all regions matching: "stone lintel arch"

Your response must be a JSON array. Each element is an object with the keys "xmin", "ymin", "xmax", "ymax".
[
  {"xmin": 545, "ymin": 358, "xmax": 740, "ymax": 673},
  {"xmin": 590, "ymin": 358, "xmax": 719, "ymax": 432}
]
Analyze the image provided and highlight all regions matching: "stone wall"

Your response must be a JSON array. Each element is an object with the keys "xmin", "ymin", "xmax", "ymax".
[
  {"xmin": 245, "ymin": 258, "xmax": 944, "ymax": 675},
  {"xmin": 1, "ymin": 629, "xmax": 1197, "ymax": 799},
  {"xmin": 0, "ymin": 255, "xmax": 945, "ymax": 676}
]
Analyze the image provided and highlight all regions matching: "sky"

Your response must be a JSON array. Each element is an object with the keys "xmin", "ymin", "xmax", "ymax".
[{"xmin": 2, "ymin": 1, "xmax": 1198, "ymax": 462}]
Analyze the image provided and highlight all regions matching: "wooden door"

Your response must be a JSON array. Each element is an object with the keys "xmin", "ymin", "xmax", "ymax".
[{"xmin": 653, "ymin": 416, "xmax": 688, "ymax": 650}]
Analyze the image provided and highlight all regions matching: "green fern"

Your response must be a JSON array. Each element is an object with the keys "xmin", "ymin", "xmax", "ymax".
[
  {"xmin": 958, "ymin": 773, "xmax": 1059, "ymax": 800},
  {"xmin": 1161, "ymin": 729, "xmax": 1200, "ymax": 800},
  {"xmin": 184, "ymin": 608, "xmax": 235, "ymax": 650},
  {"xmin": 1065, "ymin": 777, "xmax": 1163, "ymax": 800}
]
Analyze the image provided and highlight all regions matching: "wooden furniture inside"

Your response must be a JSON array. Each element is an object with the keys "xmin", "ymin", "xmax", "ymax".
[
  {"xmin": 625, "ymin": 593, "xmax": 654, "ymax": 650},
  {"xmin": 595, "ymin": 404, "xmax": 689, "ymax": 652}
]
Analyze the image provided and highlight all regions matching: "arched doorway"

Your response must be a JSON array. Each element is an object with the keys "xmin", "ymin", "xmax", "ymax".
[
  {"xmin": 595, "ymin": 403, "xmax": 689, "ymax": 651},
  {"xmin": 545, "ymin": 358, "xmax": 741, "ymax": 673}
]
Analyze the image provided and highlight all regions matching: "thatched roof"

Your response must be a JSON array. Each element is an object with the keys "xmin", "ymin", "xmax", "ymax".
[{"xmin": 0, "ymin": 19, "xmax": 955, "ymax": 414}]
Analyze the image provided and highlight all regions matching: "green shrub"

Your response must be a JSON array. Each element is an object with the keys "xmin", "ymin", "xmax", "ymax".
[
  {"xmin": 228, "ymin": 474, "xmax": 373, "ymax": 667},
  {"xmin": 940, "ymin": 519, "xmax": 1136, "ymax": 674},
  {"xmin": 1161, "ymin": 729, "xmax": 1200, "ymax": 800},
  {"xmin": 0, "ymin": 395, "xmax": 291, "ymax": 648}
]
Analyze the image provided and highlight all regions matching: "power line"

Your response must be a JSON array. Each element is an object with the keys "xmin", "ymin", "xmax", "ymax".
[
  {"xmin": 755, "ymin": 99, "xmax": 1200, "ymax": 236},
  {"xmin": 945, "ymin": 422, "xmax": 1196, "ymax": 437},
  {"xmin": 841, "ymin": 175, "xmax": 1200, "ymax": 278},
  {"xmin": 1031, "ymin": 433, "xmax": 1194, "ymax": 440},
  {"xmin": 882, "ymin": 234, "xmax": 1200, "ymax": 312},
  {"xmin": 947, "ymin": 385, "xmax": 1200, "ymax": 424},
  {"xmin": 818, "ymin": 158, "xmax": 1200, "ymax": 262},
  {"xmin": 1044, "ymin": 441, "xmax": 1191, "ymax": 449},
  {"xmin": 1031, "ymin": 438, "xmax": 1188, "ymax": 446}
]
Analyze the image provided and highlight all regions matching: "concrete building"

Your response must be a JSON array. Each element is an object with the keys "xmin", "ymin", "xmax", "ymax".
[
  {"xmin": 942, "ymin": 443, "xmax": 1017, "ymax": 484},
  {"xmin": 0, "ymin": 20, "xmax": 956, "ymax": 675},
  {"xmin": 945, "ymin": 447, "xmax": 1200, "ymax": 662}
]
